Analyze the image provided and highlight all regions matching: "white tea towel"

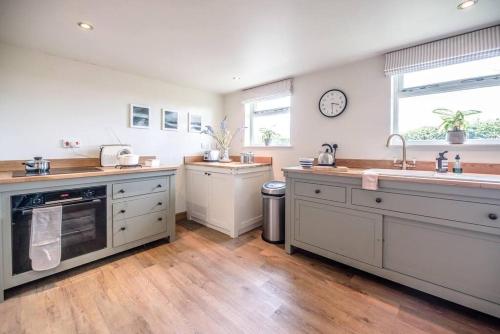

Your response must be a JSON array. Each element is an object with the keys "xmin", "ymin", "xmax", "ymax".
[
  {"xmin": 362, "ymin": 170, "xmax": 379, "ymax": 190},
  {"xmin": 30, "ymin": 206, "xmax": 62, "ymax": 271}
]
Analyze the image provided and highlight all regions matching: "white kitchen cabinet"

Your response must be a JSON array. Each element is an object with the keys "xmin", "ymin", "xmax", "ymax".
[{"xmin": 186, "ymin": 164, "xmax": 272, "ymax": 238}]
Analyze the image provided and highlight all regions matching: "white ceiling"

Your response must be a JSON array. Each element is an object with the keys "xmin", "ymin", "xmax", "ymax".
[{"xmin": 1, "ymin": 0, "xmax": 499, "ymax": 94}]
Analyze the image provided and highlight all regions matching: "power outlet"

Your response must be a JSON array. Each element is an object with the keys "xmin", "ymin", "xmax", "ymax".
[{"xmin": 62, "ymin": 139, "xmax": 81, "ymax": 148}]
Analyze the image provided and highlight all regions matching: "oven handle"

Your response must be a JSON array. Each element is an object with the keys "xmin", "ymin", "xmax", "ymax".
[{"xmin": 16, "ymin": 198, "xmax": 103, "ymax": 216}]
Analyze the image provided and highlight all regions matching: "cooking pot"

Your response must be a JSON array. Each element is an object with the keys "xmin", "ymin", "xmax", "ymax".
[{"xmin": 23, "ymin": 157, "xmax": 51, "ymax": 172}]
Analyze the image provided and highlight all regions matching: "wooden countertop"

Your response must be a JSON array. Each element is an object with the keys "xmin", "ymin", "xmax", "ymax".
[
  {"xmin": 185, "ymin": 161, "xmax": 272, "ymax": 169},
  {"xmin": 0, "ymin": 165, "xmax": 179, "ymax": 185},
  {"xmin": 282, "ymin": 166, "xmax": 500, "ymax": 190}
]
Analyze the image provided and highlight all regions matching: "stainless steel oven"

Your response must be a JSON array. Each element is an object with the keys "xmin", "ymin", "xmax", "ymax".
[{"xmin": 11, "ymin": 186, "xmax": 107, "ymax": 275}]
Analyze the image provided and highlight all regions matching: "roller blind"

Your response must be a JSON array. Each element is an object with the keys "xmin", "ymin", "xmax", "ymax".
[
  {"xmin": 241, "ymin": 79, "xmax": 293, "ymax": 104},
  {"xmin": 384, "ymin": 25, "xmax": 500, "ymax": 76}
]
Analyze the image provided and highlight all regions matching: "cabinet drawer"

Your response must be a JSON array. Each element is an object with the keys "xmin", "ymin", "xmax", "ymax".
[
  {"xmin": 351, "ymin": 188, "xmax": 500, "ymax": 228},
  {"xmin": 295, "ymin": 181, "xmax": 346, "ymax": 203},
  {"xmin": 113, "ymin": 211, "xmax": 167, "ymax": 247},
  {"xmin": 294, "ymin": 200, "xmax": 382, "ymax": 267},
  {"xmin": 113, "ymin": 193, "xmax": 167, "ymax": 220},
  {"xmin": 113, "ymin": 177, "xmax": 167, "ymax": 199},
  {"xmin": 384, "ymin": 216, "xmax": 500, "ymax": 304}
]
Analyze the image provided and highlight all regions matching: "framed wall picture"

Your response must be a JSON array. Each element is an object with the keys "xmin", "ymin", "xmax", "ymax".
[
  {"xmin": 130, "ymin": 104, "xmax": 150, "ymax": 129},
  {"xmin": 188, "ymin": 113, "xmax": 202, "ymax": 133},
  {"xmin": 162, "ymin": 109, "xmax": 179, "ymax": 131}
]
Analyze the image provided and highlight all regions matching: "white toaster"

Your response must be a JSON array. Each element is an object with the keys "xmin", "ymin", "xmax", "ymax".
[{"xmin": 99, "ymin": 145, "xmax": 133, "ymax": 167}]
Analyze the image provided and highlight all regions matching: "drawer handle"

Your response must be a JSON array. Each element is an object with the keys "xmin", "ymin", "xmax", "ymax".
[
  {"xmin": 120, "ymin": 227, "xmax": 126, "ymax": 231},
  {"xmin": 156, "ymin": 184, "xmax": 162, "ymax": 188},
  {"xmin": 488, "ymin": 213, "xmax": 498, "ymax": 220},
  {"xmin": 158, "ymin": 217, "xmax": 163, "ymax": 221},
  {"xmin": 157, "ymin": 202, "xmax": 163, "ymax": 206},
  {"xmin": 120, "ymin": 209, "xmax": 126, "ymax": 214},
  {"xmin": 118, "ymin": 189, "xmax": 125, "ymax": 194},
  {"xmin": 314, "ymin": 189, "xmax": 321, "ymax": 194},
  {"xmin": 375, "ymin": 197, "xmax": 382, "ymax": 203}
]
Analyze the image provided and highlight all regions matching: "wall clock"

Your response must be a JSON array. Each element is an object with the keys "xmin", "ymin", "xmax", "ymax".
[{"xmin": 318, "ymin": 89, "xmax": 347, "ymax": 118}]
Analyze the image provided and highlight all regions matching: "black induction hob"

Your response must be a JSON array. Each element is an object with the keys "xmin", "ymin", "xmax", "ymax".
[{"xmin": 12, "ymin": 167, "xmax": 102, "ymax": 178}]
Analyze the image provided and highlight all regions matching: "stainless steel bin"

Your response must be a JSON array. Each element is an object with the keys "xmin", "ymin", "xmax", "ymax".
[{"xmin": 261, "ymin": 181, "xmax": 286, "ymax": 243}]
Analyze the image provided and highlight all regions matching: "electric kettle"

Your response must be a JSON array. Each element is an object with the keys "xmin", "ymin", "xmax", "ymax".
[{"xmin": 317, "ymin": 143, "xmax": 338, "ymax": 166}]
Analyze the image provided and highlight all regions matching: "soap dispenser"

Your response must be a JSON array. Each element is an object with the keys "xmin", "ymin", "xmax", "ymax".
[
  {"xmin": 435, "ymin": 151, "xmax": 449, "ymax": 173},
  {"xmin": 453, "ymin": 154, "xmax": 463, "ymax": 174}
]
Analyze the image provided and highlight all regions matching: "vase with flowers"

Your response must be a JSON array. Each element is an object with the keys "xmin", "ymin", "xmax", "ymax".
[{"xmin": 201, "ymin": 117, "xmax": 241, "ymax": 162}]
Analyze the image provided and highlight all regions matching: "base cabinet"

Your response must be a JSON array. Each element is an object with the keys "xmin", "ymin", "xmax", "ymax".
[
  {"xmin": 284, "ymin": 171, "xmax": 500, "ymax": 318},
  {"xmin": 384, "ymin": 216, "xmax": 500, "ymax": 304},
  {"xmin": 295, "ymin": 200, "xmax": 382, "ymax": 267},
  {"xmin": 186, "ymin": 165, "xmax": 272, "ymax": 238}
]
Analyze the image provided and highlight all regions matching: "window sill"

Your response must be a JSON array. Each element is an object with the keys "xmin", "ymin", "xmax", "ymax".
[
  {"xmin": 242, "ymin": 145, "xmax": 293, "ymax": 149},
  {"xmin": 389, "ymin": 140, "xmax": 500, "ymax": 150}
]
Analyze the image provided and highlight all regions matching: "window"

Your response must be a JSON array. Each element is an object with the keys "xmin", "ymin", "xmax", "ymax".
[
  {"xmin": 392, "ymin": 56, "xmax": 500, "ymax": 144},
  {"xmin": 244, "ymin": 96, "xmax": 291, "ymax": 146}
]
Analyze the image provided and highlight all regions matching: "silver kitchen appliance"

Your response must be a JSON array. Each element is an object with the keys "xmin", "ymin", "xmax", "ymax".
[
  {"xmin": 240, "ymin": 152, "xmax": 255, "ymax": 164},
  {"xmin": 99, "ymin": 145, "xmax": 133, "ymax": 167},
  {"xmin": 317, "ymin": 143, "xmax": 338, "ymax": 166},
  {"xmin": 203, "ymin": 150, "xmax": 220, "ymax": 162}
]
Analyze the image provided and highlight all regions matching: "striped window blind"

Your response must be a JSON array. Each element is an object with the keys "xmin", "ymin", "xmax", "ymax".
[
  {"xmin": 241, "ymin": 79, "xmax": 293, "ymax": 104},
  {"xmin": 384, "ymin": 25, "xmax": 500, "ymax": 76}
]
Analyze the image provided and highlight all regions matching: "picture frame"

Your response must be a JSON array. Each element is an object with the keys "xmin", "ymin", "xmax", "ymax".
[
  {"xmin": 188, "ymin": 113, "xmax": 202, "ymax": 133},
  {"xmin": 162, "ymin": 109, "xmax": 179, "ymax": 131},
  {"xmin": 130, "ymin": 104, "xmax": 150, "ymax": 129}
]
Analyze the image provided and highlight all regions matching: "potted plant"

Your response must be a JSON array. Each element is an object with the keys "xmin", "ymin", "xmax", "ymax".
[
  {"xmin": 432, "ymin": 108, "xmax": 481, "ymax": 144},
  {"xmin": 260, "ymin": 128, "xmax": 279, "ymax": 146}
]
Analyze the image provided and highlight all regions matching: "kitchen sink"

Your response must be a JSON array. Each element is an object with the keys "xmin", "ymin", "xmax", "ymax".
[{"xmin": 369, "ymin": 169, "xmax": 500, "ymax": 184}]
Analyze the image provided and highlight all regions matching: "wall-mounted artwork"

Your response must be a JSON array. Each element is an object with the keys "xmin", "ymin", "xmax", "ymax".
[
  {"xmin": 162, "ymin": 110, "xmax": 179, "ymax": 131},
  {"xmin": 130, "ymin": 104, "xmax": 150, "ymax": 129},
  {"xmin": 188, "ymin": 113, "xmax": 202, "ymax": 133}
]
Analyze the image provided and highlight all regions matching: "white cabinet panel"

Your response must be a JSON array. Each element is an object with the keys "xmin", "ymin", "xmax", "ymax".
[
  {"xmin": 208, "ymin": 173, "xmax": 234, "ymax": 233},
  {"xmin": 295, "ymin": 200, "xmax": 383, "ymax": 267},
  {"xmin": 186, "ymin": 170, "xmax": 209, "ymax": 222}
]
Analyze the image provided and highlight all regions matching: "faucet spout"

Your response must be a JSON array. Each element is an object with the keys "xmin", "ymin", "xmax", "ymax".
[{"xmin": 386, "ymin": 134, "xmax": 408, "ymax": 170}]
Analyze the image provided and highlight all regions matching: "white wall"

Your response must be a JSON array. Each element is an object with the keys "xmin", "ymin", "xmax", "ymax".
[
  {"xmin": 0, "ymin": 43, "xmax": 223, "ymax": 212},
  {"xmin": 225, "ymin": 55, "xmax": 500, "ymax": 179}
]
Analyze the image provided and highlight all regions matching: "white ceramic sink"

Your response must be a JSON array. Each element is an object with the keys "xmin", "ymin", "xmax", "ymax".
[{"xmin": 369, "ymin": 169, "xmax": 500, "ymax": 184}]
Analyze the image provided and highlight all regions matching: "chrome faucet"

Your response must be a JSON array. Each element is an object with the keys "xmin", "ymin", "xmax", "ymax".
[{"xmin": 386, "ymin": 134, "xmax": 415, "ymax": 170}]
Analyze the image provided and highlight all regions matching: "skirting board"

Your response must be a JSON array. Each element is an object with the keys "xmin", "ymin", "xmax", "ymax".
[{"xmin": 175, "ymin": 211, "xmax": 187, "ymax": 223}]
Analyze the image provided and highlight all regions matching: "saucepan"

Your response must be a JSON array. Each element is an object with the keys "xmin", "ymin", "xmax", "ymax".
[{"xmin": 23, "ymin": 157, "xmax": 51, "ymax": 172}]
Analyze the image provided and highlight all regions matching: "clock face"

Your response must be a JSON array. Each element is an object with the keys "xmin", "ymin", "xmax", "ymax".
[{"xmin": 319, "ymin": 89, "xmax": 347, "ymax": 118}]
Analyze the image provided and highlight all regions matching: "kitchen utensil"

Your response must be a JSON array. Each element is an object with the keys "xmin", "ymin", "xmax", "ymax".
[
  {"xmin": 240, "ymin": 152, "xmax": 255, "ymax": 164},
  {"xmin": 100, "ymin": 145, "xmax": 133, "ymax": 167},
  {"xmin": 318, "ymin": 144, "xmax": 334, "ymax": 166},
  {"xmin": 299, "ymin": 158, "xmax": 314, "ymax": 168},
  {"xmin": 23, "ymin": 157, "xmax": 51, "ymax": 173},
  {"xmin": 118, "ymin": 154, "xmax": 140, "ymax": 166}
]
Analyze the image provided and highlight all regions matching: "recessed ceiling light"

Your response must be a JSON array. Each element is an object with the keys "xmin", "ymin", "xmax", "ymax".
[
  {"xmin": 457, "ymin": 0, "xmax": 478, "ymax": 10},
  {"xmin": 77, "ymin": 22, "xmax": 94, "ymax": 31}
]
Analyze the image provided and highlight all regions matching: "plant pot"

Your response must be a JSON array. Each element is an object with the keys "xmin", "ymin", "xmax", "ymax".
[
  {"xmin": 447, "ymin": 130, "xmax": 466, "ymax": 144},
  {"xmin": 264, "ymin": 138, "xmax": 271, "ymax": 146}
]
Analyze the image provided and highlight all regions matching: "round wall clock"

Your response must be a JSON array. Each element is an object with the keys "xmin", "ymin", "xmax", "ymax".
[{"xmin": 318, "ymin": 89, "xmax": 347, "ymax": 118}]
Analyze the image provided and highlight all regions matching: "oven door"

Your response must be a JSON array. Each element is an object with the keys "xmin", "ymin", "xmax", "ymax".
[{"xmin": 11, "ymin": 197, "xmax": 107, "ymax": 275}]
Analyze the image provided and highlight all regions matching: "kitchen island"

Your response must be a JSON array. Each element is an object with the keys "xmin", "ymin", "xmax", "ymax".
[
  {"xmin": 283, "ymin": 166, "xmax": 500, "ymax": 318},
  {"xmin": 0, "ymin": 164, "xmax": 178, "ymax": 302}
]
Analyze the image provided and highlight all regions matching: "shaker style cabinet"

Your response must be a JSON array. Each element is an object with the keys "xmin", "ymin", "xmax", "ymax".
[
  {"xmin": 283, "ymin": 170, "xmax": 500, "ymax": 318},
  {"xmin": 186, "ymin": 164, "xmax": 272, "ymax": 238}
]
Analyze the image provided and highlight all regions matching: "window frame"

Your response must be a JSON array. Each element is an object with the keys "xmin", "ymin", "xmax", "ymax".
[
  {"xmin": 243, "ymin": 96, "xmax": 292, "ymax": 148},
  {"xmin": 391, "ymin": 69, "xmax": 500, "ymax": 146}
]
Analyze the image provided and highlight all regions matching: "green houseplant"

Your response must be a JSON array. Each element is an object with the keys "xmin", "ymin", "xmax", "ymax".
[
  {"xmin": 260, "ymin": 128, "xmax": 279, "ymax": 146},
  {"xmin": 432, "ymin": 108, "xmax": 481, "ymax": 144}
]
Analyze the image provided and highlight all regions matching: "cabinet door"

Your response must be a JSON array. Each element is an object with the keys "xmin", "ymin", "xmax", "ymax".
[
  {"xmin": 207, "ymin": 172, "xmax": 234, "ymax": 234},
  {"xmin": 186, "ymin": 170, "xmax": 209, "ymax": 221},
  {"xmin": 294, "ymin": 200, "xmax": 383, "ymax": 267},
  {"xmin": 384, "ymin": 216, "xmax": 500, "ymax": 304}
]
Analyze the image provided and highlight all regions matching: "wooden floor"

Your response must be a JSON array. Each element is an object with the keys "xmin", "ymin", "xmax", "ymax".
[{"xmin": 1, "ymin": 221, "xmax": 499, "ymax": 334}]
